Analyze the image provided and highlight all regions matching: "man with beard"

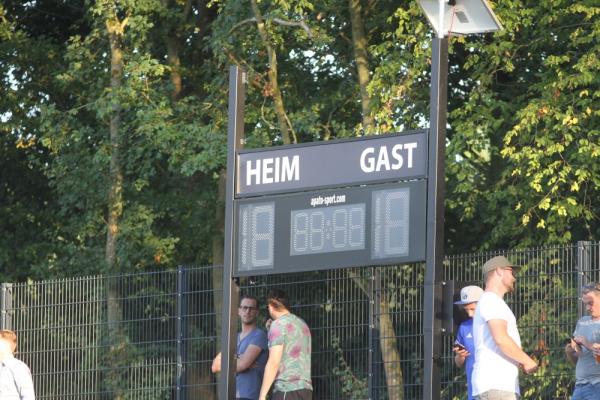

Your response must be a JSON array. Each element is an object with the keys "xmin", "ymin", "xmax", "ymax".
[
  {"xmin": 565, "ymin": 282, "xmax": 600, "ymax": 399},
  {"xmin": 212, "ymin": 295, "xmax": 268, "ymax": 400},
  {"xmin": 471, "ymin": 256, "xmax": 538, "ymax": 400}
]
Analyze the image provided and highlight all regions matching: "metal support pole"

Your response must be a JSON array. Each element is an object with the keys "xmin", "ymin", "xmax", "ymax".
[
  {"xmin": 576, "ymin": 241, "xmax": 592, "ymax": 319},
  {"xmin": 374, "ymin": 269, "xmax": 382, "ymax": 399},
  {"xmin": 219, "ymin": 65, "xmax": 245, "ymax": 400},
  {"xmin": 176, "ymin": 266, "xmax": 189, "ymax": 400},
  {"xmin": 441, "ymin": 280, "xmax": 455, "ymax": 336},
  {"xmin": 367, "ymin": 268, "xmax": 378, "ymax": 400},
  {"xmin": 423, "ymin": 36, "xmax": 448, "ymax": 400},
  {"xmin": 1, "ymin": 283, "xmax": 12, "ymax": 330}
]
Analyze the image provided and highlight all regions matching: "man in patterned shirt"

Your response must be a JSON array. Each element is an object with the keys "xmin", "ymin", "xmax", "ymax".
[{"xmin": 259, "ymin": 289, "xmax": 312, "ymax": 400}]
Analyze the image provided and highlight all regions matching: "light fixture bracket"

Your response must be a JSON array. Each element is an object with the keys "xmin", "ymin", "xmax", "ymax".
[{"xmin": 418, "ymin": 0, "xmax": 503, "ymax": 37}]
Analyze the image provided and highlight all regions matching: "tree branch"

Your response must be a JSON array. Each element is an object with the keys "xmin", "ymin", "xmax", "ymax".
[
  {"xmin": 230, "ymin": 17, "xmax": 257, "ymax": 33},
  {"xmin": 272, "ymin": 17, "xmax": 312, "ymax": 38}
]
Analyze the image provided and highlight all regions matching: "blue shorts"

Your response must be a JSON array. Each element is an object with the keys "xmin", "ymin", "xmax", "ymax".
[{"xmin": 572, "ymin": 383, "xmax": 600, "ymax": 400}]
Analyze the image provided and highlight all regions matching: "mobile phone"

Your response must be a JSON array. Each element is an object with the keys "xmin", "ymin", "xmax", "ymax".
[
  {"xmin": 454, "ymin": 342, "xmax": 466, "ymax": 351},
  {"xmin": 564, "ymin": 336, "xmax": 576, "ymax": 345}
]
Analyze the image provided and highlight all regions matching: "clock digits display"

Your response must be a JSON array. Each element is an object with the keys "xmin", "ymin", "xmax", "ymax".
[{"xmin": 290, "ymin": 204, "xmax": 366, "ymax": 256}]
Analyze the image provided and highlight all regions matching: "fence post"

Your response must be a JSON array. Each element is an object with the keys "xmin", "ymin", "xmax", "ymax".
[
  {"xmin": 176, "ymin": 266, "xmax": 189, "ymax": 400},
  {"xmin": 577, "ymin": 241, "xmax": 592, "ymax": 319},
  {"xmin": 367, "ymin": 268, "xmax": 374, "ymax": 400},
  {"xmin": 1, "ymin": 283, "xmax": 13, "ymax": 330},
  {"xmin": 367, "ymin": 268, "xmax": 381, "ymax": 400}
]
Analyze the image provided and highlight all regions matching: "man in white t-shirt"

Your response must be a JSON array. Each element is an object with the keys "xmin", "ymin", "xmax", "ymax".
[{"xmin": 471, "ymin": 256, "xmax": 538, "ymax": 400}]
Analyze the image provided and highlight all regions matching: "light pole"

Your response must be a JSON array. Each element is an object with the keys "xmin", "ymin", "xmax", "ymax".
[{"xmin": 416, "ymin": 1, "xmax": 502, "ymax": 399}]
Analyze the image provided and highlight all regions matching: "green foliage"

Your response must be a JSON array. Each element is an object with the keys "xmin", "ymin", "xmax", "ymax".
[
  {"xmin": 445, "ymin": 0, "xmax": 600, "ymax": 250},
  {"xmin": 0, "ymin": 0, "xmax": 598, "ymax": 280},
  {"xmin": 1, "ymin": 1, "xmax": 221, "ymax": 278},
  {"xmin": 3, "ymin": 3, "xmax": 597, "ymax": 399},
  {"xmin": 331, "ymin": 335, "xmax": 368, "ymax": 399},
  {"xmin": 510, "ymin": 251, "xmax": 580, "ymax": 399}
]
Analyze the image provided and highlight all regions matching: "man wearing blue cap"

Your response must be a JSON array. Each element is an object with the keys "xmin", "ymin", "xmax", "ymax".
[{"xmin": 453, "ymin": 285, "xmax": 484, "ymax": 400}]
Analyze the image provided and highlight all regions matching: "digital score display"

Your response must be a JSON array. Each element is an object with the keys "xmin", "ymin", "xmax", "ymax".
[
  {"xmin": 233, "ymin": 181, "xmax": 426, "ymax": 276},
  {"xmin": 372, "ymin": 187, "xmax": 410, "ymax": 259},
  {"xmin": 290, "ymin": 204, "xmax": 366, "ymax": 256},
  {"xmin": 238, "ymin": 202, "xmax": 275, "ymax": 272}
]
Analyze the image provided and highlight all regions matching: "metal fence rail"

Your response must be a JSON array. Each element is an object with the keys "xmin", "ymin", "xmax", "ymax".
[{"xmin": 1, "ymin": 241, "xmax": 598, "ymax": 399}]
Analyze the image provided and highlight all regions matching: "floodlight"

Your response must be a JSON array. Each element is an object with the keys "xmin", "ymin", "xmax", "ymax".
[{"xmin": 418, "ymin": 0, "xmax": 503, "ymax": 37}]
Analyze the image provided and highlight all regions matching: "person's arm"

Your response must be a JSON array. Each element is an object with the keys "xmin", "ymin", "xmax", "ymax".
[
  {"xmin": 453, "ymin": 328, "xmax": 469, "ymax": 368},
  {"xmin": 565, "ymin": 338, "xmax": 580, "ymax": 365},
  {"xmin": 488, "ymin": 319, "xmax": 537, "ymax": 373},
  {"xmin": 453, "ymin": 347, "xmax": 469, "ymax": 368},
  {"xmin": 259, "ymin": 344, "xmax": 283, "ymax": 400},
  {"xmin": 211, "ymin": 344, "xmax": 262, "ymax": 373},
  {"xmin": 452, "ymin": 323, "xmax": 472, "ymax": 368},
  {"xmin": 236, "ymin": 344, "xmax": 263, "ymax": 372},
  {"xmin": 211, "ymin": 352, "xmax": 222, "ymax": 373}
]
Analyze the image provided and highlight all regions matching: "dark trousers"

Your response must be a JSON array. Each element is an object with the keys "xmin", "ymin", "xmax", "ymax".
[{"xmin": 272, "ymin": 389, "xmax": 313, "ymax": 400}]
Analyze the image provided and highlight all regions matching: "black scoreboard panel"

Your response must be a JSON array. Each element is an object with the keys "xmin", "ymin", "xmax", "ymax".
[{"xmin": 234, "ymin": 180, "xmax": 426, "ymax": 276}]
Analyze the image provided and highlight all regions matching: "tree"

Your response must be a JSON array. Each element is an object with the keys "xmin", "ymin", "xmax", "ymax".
[
  {"xmin": 1, "ymin": 2, "xmax": 599, "ymax": 397},
  {"xmin": 0, "ymin": 0, "xmax": 90, "ymax": 281},
  {"xmin": 444, "ymin": 0, "xmax": 600, "ymax": 250}
]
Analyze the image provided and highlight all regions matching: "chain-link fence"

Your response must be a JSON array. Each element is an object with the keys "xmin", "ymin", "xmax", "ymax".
[{"xmin": 1, "ymin": 241, "xmax": 598, "ymax": 399}]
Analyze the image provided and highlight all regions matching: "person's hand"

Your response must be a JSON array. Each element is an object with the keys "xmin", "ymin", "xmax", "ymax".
[
  {"xmin": 452, "ymin": 346, "xmax": 470, "ymax": 359},
  {"xmin": 592, "ymin": 343, "xmax": 600, "ymax": 357},
  {"xmin": 521, "ymin": 358, "xmax": 538, "ymax": 374},
  {"xmin": 568, "ymin": 338, "xmax": 581, "ymax": 354},
  {"xmin": 265, "ymin": 318, "xmax": 272, "ymax": 330},
  {"xmin": 573, "ymin": 335, "xmax": 590, "ymax": 350}
]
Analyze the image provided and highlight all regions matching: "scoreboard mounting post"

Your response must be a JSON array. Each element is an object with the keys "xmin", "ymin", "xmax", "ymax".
[
  {"xmin": 219, "ymin": 66, "xmax": 245, "ymax": 400},
  {"xmin": 423, "ymin": 37, "xmax": 448, "ymax": 400}
]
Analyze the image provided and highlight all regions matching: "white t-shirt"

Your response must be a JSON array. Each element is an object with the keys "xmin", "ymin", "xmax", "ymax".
[{"xmin": 471, "ymin": 291, "xmax": 521, "ymax": 396}]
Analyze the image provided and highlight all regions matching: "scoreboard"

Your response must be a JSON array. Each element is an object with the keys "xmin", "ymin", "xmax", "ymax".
[{"xmin": 231, "ymin": 130, "xmax": 428, "ymax": 276}]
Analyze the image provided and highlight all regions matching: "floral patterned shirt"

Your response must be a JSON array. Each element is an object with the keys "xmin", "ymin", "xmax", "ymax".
[{"xmin": 268, "ymin": 313, "xmax": 312, "ymax": 393}]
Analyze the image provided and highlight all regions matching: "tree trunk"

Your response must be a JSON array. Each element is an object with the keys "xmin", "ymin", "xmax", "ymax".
[
  {"xmin": 348, "ymin": 0, "xmax": 374, "ymax": 133},
  {"xmin": 250, "ymin": 0, "xmax": 295, "ymax": 145},
  {"xmin": 379, "ymin": 297, "xmax": 404, "ymax": 399},
  {"xmin": 105, "ymin": 10, "xmax": 126, "ymax": 333},
  {"xmin": 348, "ymin": 271, "xmax": 404, "ymax": 399},
  {"xmin": 211, "ymin": 169, "xmax": 226, "ymax": 347},
  {"xmin": 105, "ymin": 13, "xmax": 127, "ymax": 400},
  {"xmin": 105, "ymin": 15, "xmax": 125, "ymax": 276},
  {"xmin": 167, "ymin": 36, "xmax": 183, "ymax": 100},
  {"xmin": 163, "ymin": 0, "xmax": 190, "ymax": 101},
  {"xmin": 348, "ymin": 2, "xmax": 402, "ymax": 397}
]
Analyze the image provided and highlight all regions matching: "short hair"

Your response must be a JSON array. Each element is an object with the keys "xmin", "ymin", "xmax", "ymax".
[
  {"xmin": 267, "ymin": 288, "xmax": 290, "ymax": 311},
  {"xmin": 582, "ymin": 282, "xmax": 600, "ymax": 295},
  {"xmin": 0, "ymin": 330, "xmax": 17, "ymax": 353},
  {"xmin": 240, "ymin": 294, "xmax": 259, "ymax": 308}
]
